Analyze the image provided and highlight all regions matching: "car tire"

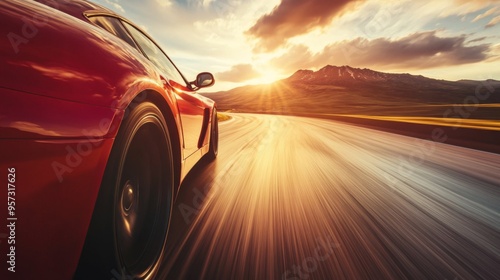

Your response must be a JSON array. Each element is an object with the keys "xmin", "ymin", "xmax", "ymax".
[
  {"xmin": 206, "ymin": 108, "xmax": 218, "ymax": 161},
  {"xmin": 76, "ymin": 102, "xmax": 174, "ymax": 280}
]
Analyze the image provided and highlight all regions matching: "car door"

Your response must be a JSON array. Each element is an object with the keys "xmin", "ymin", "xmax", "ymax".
[{"xmin": 121, "ymin": 21, "xmax": 205, "ymax": 158}]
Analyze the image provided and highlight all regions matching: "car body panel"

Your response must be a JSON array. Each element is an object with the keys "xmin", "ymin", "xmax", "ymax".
[
  {"xmin": 0, "ymin": 0, "xmax": 216, "ymax": 279},
  {"xmin": 0, "ymin": 87, "xmax": 122, "ymax": 139},
  {"xmin": 176, "ymin": 90, "xmax": 206, "ymax": 157},
  {"xmin": 0, "ymin": 138, "xmax": 114, "ymax": 280},
  {"xmin": 1, "ymin": 0, "xmax": 161, "ymax": 109}
]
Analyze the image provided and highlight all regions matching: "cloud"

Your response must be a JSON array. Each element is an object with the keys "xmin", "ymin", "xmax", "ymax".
[
  {"xmin": 452, "ymin": 0, "xmax": 498, "ymax": 12},
  {"xmin": 485, "ymin": 44, "xmax": 500, "ymax": 62},
  {"xmin": 467, "ymin": 37, "xmax": 488, "ymax": 44},
  {"xmin": 470, "ymin": 6, "xmax": 500, "ymax": 28},
  {"xmin": 436, "ymin": 0, "xmax": 498, "ymax": 17},
  {"xmin": 202, "ymin": 0, "xmax": 215, "ymax": 8},
  {"xmin": 216, "ymin": 64, "xmax": 261, "ymax": 82},
  {"xmin": 455, "ymin": 0, "xmax": 497, "ymax": 6},
  {"xmin": 105, "ymin": 0, "xmax": 125, "ymax": 13},
  {"xmin": 472, "ymin": 7, "xmax": 498, "ymax": 22},
  {"xmin": 156, "ymin": 0, "xmax": 173, "ymax": 8},
  {"xmin": 271, "ymin": 31, "xmax": 491, "ymax": 73},
  {"xmin": 486, "ymin": 15, "xmax": 500, "ymax": 28},
  {"xmin": 246, "ymin": 0, "xmax": 362, "ymax": 52},
  {"xmin": 270, "ymin": 45, "xmax": 314, "ymax": 73}
]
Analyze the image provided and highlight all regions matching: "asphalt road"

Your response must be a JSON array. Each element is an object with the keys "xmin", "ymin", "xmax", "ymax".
[{"xmin": 161, "ymin": 113, "xmax": 500, "ymax": 280}]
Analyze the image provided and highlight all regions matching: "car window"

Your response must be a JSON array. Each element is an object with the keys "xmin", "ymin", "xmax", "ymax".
[
  {"xmin": 87, "ymin": 16, "xmax": 138, "ymax": 50},
  {"xmin": 121, "ymin": 21, "xmax": 189, "ymax": 89}
]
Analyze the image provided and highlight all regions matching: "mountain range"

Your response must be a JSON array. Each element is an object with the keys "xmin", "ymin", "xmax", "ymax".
[
  {"xmin": 203, "ymin": 65, "xmax": 500, "ymax": 118},
  {"xmin": 287, "ymin": 65, "xmax": 429, "ymax": 84}
]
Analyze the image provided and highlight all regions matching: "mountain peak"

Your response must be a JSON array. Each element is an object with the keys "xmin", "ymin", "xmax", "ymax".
[
  {"xmin": 289, "ymin": 69, "xmax": 315, "ymax": 81},
  {"xmin": 285, "ymin": 65, "xmax": 436, "ymax": 84},
  {"xmin": 319, "ymin": 65, "xmax": 352, "ymax": 70}
]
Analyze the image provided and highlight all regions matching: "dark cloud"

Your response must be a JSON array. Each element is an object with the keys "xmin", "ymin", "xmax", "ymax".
[
  {"xmin": 466, "ymin": 37, "xmax": 488, "ymax": 44},
  {"xmin": 272, "ymin": 31, "xmax": 491, "ymax": 73},
  {"xmin": 216, "ymin": 64, "xmax": 261, "ymax": 82},
  {"xmin": 246, "ymin": 0, "xmax": 361, "ymax": 52}
]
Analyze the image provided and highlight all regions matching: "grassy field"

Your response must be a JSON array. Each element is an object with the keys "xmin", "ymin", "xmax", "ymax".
[
  {"xmin": 217, "ymin": 112, "xmax": 232, "ymax": 122},
  {"xmin": 205, "ymin": 81, "xmax": 500, "ymax": 121}
]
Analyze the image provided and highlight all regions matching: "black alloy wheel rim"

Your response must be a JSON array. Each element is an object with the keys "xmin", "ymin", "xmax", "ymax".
[{"xmin": 114, "ymin": 117, "xmax": 172, "ymax": 278}]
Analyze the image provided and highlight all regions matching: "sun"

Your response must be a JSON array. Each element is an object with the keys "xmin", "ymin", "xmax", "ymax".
[{"xmin": 255, "ymin": 68, "xmax": 285, "ymax": 85}]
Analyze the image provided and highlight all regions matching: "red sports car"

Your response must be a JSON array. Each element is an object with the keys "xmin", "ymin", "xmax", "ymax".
[{"xmin": 0, "ymin": 0, "xmax": 218, "ymax": 279}]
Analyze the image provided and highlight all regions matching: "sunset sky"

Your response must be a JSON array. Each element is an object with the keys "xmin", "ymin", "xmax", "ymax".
[{"xmin": 92, "ymin": 0, "xmax": 500, "ymax": 91}]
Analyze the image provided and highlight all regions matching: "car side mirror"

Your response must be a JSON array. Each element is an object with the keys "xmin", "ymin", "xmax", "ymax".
[{"xmin": 195, "ymin": 72, "xmax": 215, "ymax": 88}]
